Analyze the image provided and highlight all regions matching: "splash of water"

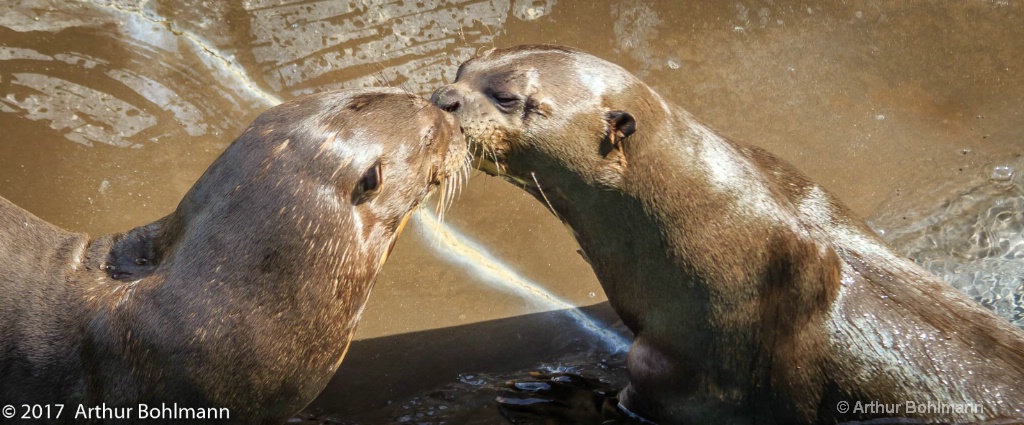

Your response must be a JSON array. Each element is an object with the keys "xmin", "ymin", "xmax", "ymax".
[{"xmin": 874, "ymin": 164, "xmax": 1024, "ymax": 328}]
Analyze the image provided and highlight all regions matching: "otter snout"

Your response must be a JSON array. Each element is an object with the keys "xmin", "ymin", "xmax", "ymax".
[
  {"xmin": 430, "ymin": 85, "xmax": 462, "ymax": 113},
  {"xmin": 438, "ymin": 106, "xmax": 462, "ymax": 132}
]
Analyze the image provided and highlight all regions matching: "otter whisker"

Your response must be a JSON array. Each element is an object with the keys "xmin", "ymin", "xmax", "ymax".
[
  {"xmin": 489, "ymin": 146, "xmax": 503, "ymax": 173},
  {"xmin": 441, "ymin": 177, "xmax": 453, "ymax": 220},
  {"xmin": 451, "ymin": 164, "xmax": 465, "ymax": 209},
  {"xmin": 444, "ymin": 183, "xmax": 456, "ymax": 214},
  {"xmin": 475, "ymin": 143, "xmax": 487, "ymax": 168},
  {"xmin": 436, "ymin": 149, "xmax": 474, "ymax": 223},
  {"xmin": 455, "ymin": 153, "xmax": 468, "ymax": 198},
  {"xmin": 372, "ymin": 62, "xmax": 393, "ymax": 88},
  {"xmin": 459, "ymin": 152, "xmax": 472, "ymax": 197},
  {"xmin": 531, "ymin": 172, "xmax": 561, "ymax": 220},
  {"xmin": 435, "ymin": 178, "xmax": 447, "ymax": 222},
  {"xmin": 415, "ymin": 103, "xmax": 433, "ymax": 115},
  {"xmin": 398, "ymin": 82, "xmax": 415, "ymax": 97},
  {"xmin": 446, "ymin": 182, "xmax": 456, "ymax": 215}
]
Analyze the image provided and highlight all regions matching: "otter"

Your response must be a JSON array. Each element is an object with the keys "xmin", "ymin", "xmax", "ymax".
[
  {"xmin": 0, "ymin": 88, "xmax": 467, "ymax": 424},
  {"xmin": 431, "ymin": 45, "xmax": 1024, "ymax": 424}
]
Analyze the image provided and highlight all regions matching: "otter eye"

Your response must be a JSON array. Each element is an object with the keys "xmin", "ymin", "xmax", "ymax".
[
  {"xmin": 488, "ymin": 90, "xmax": 520, "ymax": 110},
  {"xmin": 352, "ymin": 160, "xmax": 382, "ymax": 205}
]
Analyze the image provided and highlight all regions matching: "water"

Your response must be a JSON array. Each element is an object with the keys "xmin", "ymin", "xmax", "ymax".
[
  {"xmin": 2, "ymin": 0, "xmax": 1023, "ymax": 423},
  {"xmin": 873, "ymin": 162, "xmax": 1024, "ymax": 329}
]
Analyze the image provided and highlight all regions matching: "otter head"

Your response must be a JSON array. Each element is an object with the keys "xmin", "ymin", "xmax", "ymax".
[
  {"xmin": 431, "ymin": 45, "xmax": 646, "ymax": 196},
  {"xmin": 108, "ymin": 88, "xmax": 468, "ymax": 298},
  {"xmin": 92, "ymin": 88, "xmax": 468, "ymax": 422}
]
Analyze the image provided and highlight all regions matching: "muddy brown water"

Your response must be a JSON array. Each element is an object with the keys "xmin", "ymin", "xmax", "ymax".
[{"xmin": 1, "ymin": 1, "xmax": 1022, "ymax": 423}]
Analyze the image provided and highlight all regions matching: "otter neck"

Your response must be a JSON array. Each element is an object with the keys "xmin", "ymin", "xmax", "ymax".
[
  {"xmin": 77, "ymin": 176, "xmax": 379, "ymax": 407},
  {"xmin": 510, "ymin": 156, "xmax": 706, "ymax": 337}
]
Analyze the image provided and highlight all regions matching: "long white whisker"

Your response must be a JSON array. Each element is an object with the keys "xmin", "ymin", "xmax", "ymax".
[{"xmin": 531, "ymin": 172, "xmax": 561, "ymax": 220}]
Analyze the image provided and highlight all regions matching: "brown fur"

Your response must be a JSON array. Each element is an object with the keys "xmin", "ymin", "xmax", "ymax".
[
  {"xmin": 432, "ymin": 45, "xmax": 1024, "ymax": 424},
  {"xmin": 0, "ymin": 88, "xmax": 466, "ymax": 424}
]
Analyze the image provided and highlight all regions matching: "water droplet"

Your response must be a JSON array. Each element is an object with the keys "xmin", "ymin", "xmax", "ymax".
[
  {"xmin": 457, "ymin": 373, "xmax": 485, "ymax": 386},
  {"xmin": 588, "ymin": 292, "xmax": 596, "ymax": 298},
  {"xmin": 667, "ymin": 60, "xmax": 680, "ymax": 70},
  {"xmin": 874, "ymin": 114, "xmax": 886, "ymax": 121},
  {"xmin": 991, "ymin": 165, "xmax": 1014, "ymax": 182}
]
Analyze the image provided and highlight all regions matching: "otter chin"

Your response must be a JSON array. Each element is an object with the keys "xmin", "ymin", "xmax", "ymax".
[
  {"xmin": 432, "ymin": 45, "xmax": 1024, "ymax": 424},
  {"xmin": 0, "ymin": 88, "xmax": 467, "ymax": 424}
]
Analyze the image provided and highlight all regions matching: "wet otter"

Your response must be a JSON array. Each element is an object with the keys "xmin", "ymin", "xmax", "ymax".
[
  {"xmin": 431, "ymin": 45, "xmax": 1024, "ymax": 423},
  {"xmin": 0, "ymin": 88, "xmax": 467, "ymax": 423}
]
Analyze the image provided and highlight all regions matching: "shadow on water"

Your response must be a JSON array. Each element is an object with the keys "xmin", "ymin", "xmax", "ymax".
[{"xmin": 306, "ymin": 302, "xmax": 629, "ymax": 424}]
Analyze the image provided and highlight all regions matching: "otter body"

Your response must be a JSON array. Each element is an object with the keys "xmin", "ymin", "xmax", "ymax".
[
  {"xmin": 0, "ymin": 88, "xmax": 467, "ymax": 424},
  {"xmin": 432, "ymin": 45, "xmax": 1024, "ymax": 424}
]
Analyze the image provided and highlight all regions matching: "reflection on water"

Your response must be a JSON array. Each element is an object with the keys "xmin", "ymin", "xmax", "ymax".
[
  {"xmin": 1, "ymin": 2, "xmax": 265, "ymax": 148},
  {"xmin": 416, "ymin": 209, "xmax": 631, "ymax": 354},
  {"xmin": 3, "ymin": 71, "xmax": 156, "ymax": 147},
  {"xmin": 244, "ymin": 0, "xmax": 522, "ymax": 96},
  {"xmin": 874, "ymin": 162, "xmax": 1024, "ymax": 329},
  {"xmin": 2, "ymin": 0, "xmax": 1024, "ymax": 423}
]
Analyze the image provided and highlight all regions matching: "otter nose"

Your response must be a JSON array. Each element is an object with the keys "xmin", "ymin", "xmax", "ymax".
[{"xmin": 430, "ymin": 86, "xmax": 461, "ymax": 113}]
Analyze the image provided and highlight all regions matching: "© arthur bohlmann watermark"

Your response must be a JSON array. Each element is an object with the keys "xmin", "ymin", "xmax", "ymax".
[{"xmin": 836, "ymin": 399, "xmax": 984, "ymax": 416}]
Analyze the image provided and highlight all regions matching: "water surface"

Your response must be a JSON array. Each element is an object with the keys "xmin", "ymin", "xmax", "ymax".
[{"xmin": 1, "ymin": 1, "xmax": 1022, "ymax": 423}]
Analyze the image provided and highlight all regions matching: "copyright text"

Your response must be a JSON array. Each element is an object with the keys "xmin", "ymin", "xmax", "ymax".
[
  {"xmin": 835, "ymin": 399, "xmax": 982, "ymax": 416},
  {"xmin": 2, "ymin": 403, "xmax": 230, "ymax": 420}
]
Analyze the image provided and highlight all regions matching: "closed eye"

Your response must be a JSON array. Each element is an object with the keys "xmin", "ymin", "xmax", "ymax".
[{"xmin": 487, "ymin": 90, "xmax": 521, "ymax": 111}]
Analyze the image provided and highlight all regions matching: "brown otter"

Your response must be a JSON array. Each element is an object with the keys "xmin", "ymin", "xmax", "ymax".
[
  {"xmin": 431, "ymin": 45, "xmax": 1024, "ymax": 424},
  {"xmin": 0, "ymin": 88, "xmax": 467, "ymax": 424}
]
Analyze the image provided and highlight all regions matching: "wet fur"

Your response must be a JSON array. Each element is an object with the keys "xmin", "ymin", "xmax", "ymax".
[
  {"xmin": 0, "ymin": 89, "xmax": 466, "ymax": 424},
  {"xmin": 432, "ymin": 45, "xmax": 1024, "ymax": 424}
]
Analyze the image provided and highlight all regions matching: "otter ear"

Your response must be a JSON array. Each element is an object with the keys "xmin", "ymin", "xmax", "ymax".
[{"xmin": 605, "ymin": 110, "xmax": 636, "ymax": 151}]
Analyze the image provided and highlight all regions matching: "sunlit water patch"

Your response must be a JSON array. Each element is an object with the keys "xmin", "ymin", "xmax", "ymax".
[
  {"xmin": 244, "ymin": 0, "xmax": 556, "ymax": 96},
  {"xmin": 872, "ymin": 162, "xmax": 1024, "ymax": 329},
  {"xmin": 415, "ymin": 209, "xmax": 632, "ymax": 354}
]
